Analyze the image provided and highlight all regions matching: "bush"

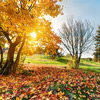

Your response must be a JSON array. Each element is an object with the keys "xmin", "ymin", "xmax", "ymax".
[
  {"xmin": 87, "ymin": 58, "xmax": 93, "ymax": 61},
  {"xmin": 82, "ymin": 58, "xmax": 93, "ymax": 61}
]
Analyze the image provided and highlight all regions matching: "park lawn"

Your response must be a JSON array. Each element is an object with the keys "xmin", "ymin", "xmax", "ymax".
[
  {"xmin": 24, "ymin": 54, "xmax": 69, "ymax": 66},
  {"xmin": 2, "ymin": 54, "xmax": 100, "ymax": 72},
  {"xmin": 80, "ymin": 59, "xmax": 100, "ymax": 73},
  {"xmin": 24, "ymin": 54, "xmax": 100, "ymax": 73}
]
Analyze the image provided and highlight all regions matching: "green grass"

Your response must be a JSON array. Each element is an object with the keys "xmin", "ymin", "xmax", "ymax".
[
  {"xmin": 25, "ymin": 54, "xmax": 100, "ymax": 73},
  {"xmin": 2, "ymin": 54, "xmax": 100, "ymax": 73},
  {"xmin": 80, "ymin": 59, "xmax": 100, "ymax": 73},
  {"xmin": 25, "ymin": 54, "xmax": 69, "ymax": 66}
]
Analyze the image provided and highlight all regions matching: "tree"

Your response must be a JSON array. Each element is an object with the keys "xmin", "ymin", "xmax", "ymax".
[
  {"xmin": 59, "ymin": 18, "xmax": 94, "ymax": 68},
  {"xmin": 93, "ymin": 26, "xmax": 100, "ymax": 62},
  {"xmin": 0, "ymin": 31, "xmax": 6, "ymax": 69},
  {"xmin": 0, "ymin": 0, "xmax": 63, "ymax": 75}
]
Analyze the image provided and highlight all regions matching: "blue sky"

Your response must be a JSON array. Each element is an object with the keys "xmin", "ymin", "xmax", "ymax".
[{"xmin": 52, "ymin": 0, "xmax": 100, "ymax": 58}]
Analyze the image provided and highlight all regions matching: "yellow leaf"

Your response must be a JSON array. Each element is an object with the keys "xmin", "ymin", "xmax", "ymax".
[
  {"xmin": 16, "ymin": 97, "xmax": 20, "ymax": 100},
  {"xmin": 48, "ymin": 90, "xmax": 52, "ymax": 95},
  {"xmin": 40, "ymin": 94, "xmax": 43, "ymax": 97},
  {"xmin": 45, "ymin": 53, "xmax": 48, "ymax": 56},
  {"xmin": 0, "ymin": 96, "xmax": 2, "ymax": 100},
  {"xmin": 20, "ymin": 94, "xmax": 24, "ymax": 98}
]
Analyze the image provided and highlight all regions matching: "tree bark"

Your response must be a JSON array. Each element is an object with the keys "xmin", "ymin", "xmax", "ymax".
[
  {"xmin": 1, "ymin": 34, "xmax": 25, "ymax": 75},
  {"xmin": 12, "ymin": 35, "xmax": 26, "ymax": 73},
  {"xmin": 1, "ymin": 44, "xmax": 16, "ymax": 75},
  {"xmin": 0, "ymin": 46, "xmax": 3, "ymax": 69},
  {"xmin": 72, "ymin": 55, "xmax": 80, "ymax": 68},
  {"xmin": 1, "ymin": 29, "xmax": 23, "ymax": 75}
]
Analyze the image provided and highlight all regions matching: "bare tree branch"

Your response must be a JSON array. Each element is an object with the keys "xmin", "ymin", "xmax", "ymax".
[{"xmin": 59, "ymin": 17, "xmax": 94, "ymax": 68}]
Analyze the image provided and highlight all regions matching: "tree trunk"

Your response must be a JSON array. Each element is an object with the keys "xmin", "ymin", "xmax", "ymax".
[
  {"xmin": 0, "ymin": 46, "xmax": 3, "ymax": 69},
  {"xmin": 1, "ymin": 30, "xmax": 23, "ymax": 75},
  {"xmin": 1, "ymin": 44, "xmax": 16, "ymax": 75},
  {"xmin": 12, "ymin": 35, "xmax": 25, "ymax": 73},
  {"xmin": 72, "ymin": 55, "xmax": 80, "ymax": 68}
]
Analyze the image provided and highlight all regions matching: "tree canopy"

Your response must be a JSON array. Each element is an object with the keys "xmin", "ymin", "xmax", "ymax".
[{"xmin": 0, "ymin": 0, "xmax": 63, "ymax": 75}]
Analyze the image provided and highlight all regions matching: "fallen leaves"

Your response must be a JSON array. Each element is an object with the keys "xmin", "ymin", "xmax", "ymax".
[{"xmin": 0, "ymin": 64, "xmax": 100, "ymax": 100}]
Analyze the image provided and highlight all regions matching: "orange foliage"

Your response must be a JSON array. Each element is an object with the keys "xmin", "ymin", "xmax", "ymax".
[{"xmin": 0, "ymin": 0, "xmax": 63, "ymax": 55}]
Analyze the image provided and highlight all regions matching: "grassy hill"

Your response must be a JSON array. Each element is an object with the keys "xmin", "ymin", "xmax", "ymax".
[
  {"xmin": 2, "ymin": 54, "xmax": 100, "ymax": 72},
  {"xmin": 24, "ymin": 54, "xmax": 100, "ymax": 73}
]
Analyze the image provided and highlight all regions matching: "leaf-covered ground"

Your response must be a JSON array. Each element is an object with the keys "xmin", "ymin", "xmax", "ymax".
[{"xmin": 0, "ymin": 64, "xmax": 100, "ymax": 100}]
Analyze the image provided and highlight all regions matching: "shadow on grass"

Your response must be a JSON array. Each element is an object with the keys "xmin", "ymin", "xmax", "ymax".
[
  {"xmin": 80, "ymin": 63, "xmax": 93, "ymax": 67},
  {"xmin": 56, "ymin": 58, "xmax": 69, "ymax": 64}
]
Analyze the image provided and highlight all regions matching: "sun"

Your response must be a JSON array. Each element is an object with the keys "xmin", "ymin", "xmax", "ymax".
[
  {"xmin": 30, "ymin": 32, "xmax": 36, "ymax": 38},
  {"xmin": 5, "ymin": 43, "xmax": 9, "ymax": 47}
]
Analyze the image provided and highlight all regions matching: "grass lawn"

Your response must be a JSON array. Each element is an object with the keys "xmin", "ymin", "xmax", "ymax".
[
  {"xmin": 25, "ymin": 54, "xmax": 69, "ymax": 66},
  {"xmin": 24, "ymin": 54, "xmax": 100, "ymax": 73},
  {"xmin": 2, "ymin": 54, "xmax": 100, "ymax": 73}
]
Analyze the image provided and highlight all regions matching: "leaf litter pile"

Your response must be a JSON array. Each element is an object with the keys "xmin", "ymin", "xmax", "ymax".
[{"xmin": 0, "ymin": 64, "xmax": 100, "ymax": 100}]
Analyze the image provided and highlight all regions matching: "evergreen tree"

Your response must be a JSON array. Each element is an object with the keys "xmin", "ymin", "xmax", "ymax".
[{"xmin": 94, "ymin": 26, "xmax": 100, "ymax": 62}]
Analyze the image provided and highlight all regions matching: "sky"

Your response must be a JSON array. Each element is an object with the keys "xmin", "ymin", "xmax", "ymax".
[{"xmin": 52, "ymin": 0, "xmax": 100, "ymax": 58}]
